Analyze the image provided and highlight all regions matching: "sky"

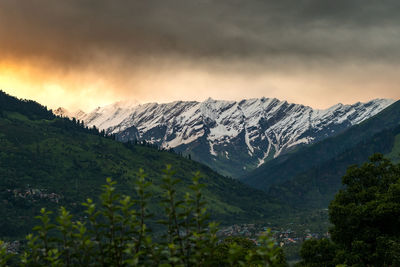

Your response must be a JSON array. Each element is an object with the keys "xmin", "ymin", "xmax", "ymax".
[{"xmin": 1, "ymin": 0, "xmax": 400, "ymax": 112}]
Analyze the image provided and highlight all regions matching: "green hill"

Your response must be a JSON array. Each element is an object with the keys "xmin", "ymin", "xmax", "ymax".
[
  {"xmin": 242, "ymin": 100, "xmax": 400, "ymax": 209},
  {"xmin": 0, "ymin": 91, "xmax": 283, "ymax": 240}
]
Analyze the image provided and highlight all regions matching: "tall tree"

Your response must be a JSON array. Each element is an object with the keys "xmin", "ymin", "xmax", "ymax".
[
  {"xmin": 298, "ymin": 154, "xmax": 400, "ymax": 266},
  {"xmin": 329, "ymin": 154, "xmax": 400, "ymax": 266}
]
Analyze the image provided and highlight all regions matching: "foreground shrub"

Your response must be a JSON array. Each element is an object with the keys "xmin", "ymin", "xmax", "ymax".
[
  {"xmin": 296, "ymin": 238, "xmax": 338, "ymax": 267},
  {"xmin": 1, "ymin": 166, "xmax": 286, "ymax": 266}
]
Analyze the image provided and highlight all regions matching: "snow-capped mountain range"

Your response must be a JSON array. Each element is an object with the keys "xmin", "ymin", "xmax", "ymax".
[{"xmin": 55, "ymin": 97, "xmax": 395, "ymax": 177}]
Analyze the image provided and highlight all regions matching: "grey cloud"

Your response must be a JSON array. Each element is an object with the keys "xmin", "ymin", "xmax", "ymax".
[{"xmin": 1, "ymin": 0, "xmax": 400, "ymax": 68}]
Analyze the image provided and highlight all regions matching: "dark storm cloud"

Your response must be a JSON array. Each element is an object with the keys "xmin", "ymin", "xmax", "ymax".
[{"xmin": 1, "ymin": 0, "xmax": 400, "ymax": 67}]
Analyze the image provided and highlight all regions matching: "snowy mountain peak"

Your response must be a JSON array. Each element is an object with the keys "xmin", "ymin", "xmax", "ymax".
[
  {"xmin": 53, "ymin": 107, "xmax": 69, "ymax": 117},
  {"xmin": 56, "ymin": 97, "xmax": 395, "ymax": 177},
  {"xmin": 54, "ymin": 107, "xmax": 86, "ymax": 120}
]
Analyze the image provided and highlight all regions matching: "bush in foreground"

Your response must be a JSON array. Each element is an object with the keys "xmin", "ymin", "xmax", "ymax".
[{"xmin": 1, "ymin": 166, "xmax": 286, "ymax": 266}]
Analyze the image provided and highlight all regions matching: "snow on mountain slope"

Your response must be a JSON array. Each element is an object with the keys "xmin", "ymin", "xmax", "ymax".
[
  {"xmin": 54, "ymin": 107, "xmax": 86, "ymax": 119},
  {"xmin": 55, "ymin": 97, "xmax": 395, "ymax": 177}
]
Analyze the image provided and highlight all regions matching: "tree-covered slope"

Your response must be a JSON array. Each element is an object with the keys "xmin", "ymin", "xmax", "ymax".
[
  {"xmin": 0, "ymin": 91, "xmax": 282, "ymax": 240},
  {"xmin": 267, "ymin": 125, "xmax": 400, "ymax": 209},
  {"xmin": 242, "ymin": 100, "xmax": 400, "ymax": 191},
  {"xmin": 241, "ymin": 100, "xmax": 400, "ymax": 210}
]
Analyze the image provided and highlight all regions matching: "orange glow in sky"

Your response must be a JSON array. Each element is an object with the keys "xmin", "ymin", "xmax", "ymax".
[
  {"xmin": 1, "ymin": 58, "xmax": 400, "ymax": 113},
  {"xmin": 0, "ymin": 61, "xmax": 120, "ymax": 111},
  {"xmin": 0, "ymin": 59, "xmax": 400, "ymax": 111}
]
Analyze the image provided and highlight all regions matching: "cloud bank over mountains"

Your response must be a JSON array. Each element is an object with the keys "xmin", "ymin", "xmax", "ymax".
[{"xmin": 0, "ymin": 0, "xmax": 399, "ymax": 110}]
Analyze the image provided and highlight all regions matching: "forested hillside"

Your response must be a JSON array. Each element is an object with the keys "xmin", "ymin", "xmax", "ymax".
[{"xmin": 0, "ymin": 91, "xmax": 283, "ymax": 240}]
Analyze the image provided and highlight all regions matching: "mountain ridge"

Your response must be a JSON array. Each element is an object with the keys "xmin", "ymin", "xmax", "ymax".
[
  {"xmin": 56, "ymin": 97, "xmax": 395, "ymax": 177},
  {"xmin": 242, "ymin": 100, "xmax": 400, "ymax": 208}
]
